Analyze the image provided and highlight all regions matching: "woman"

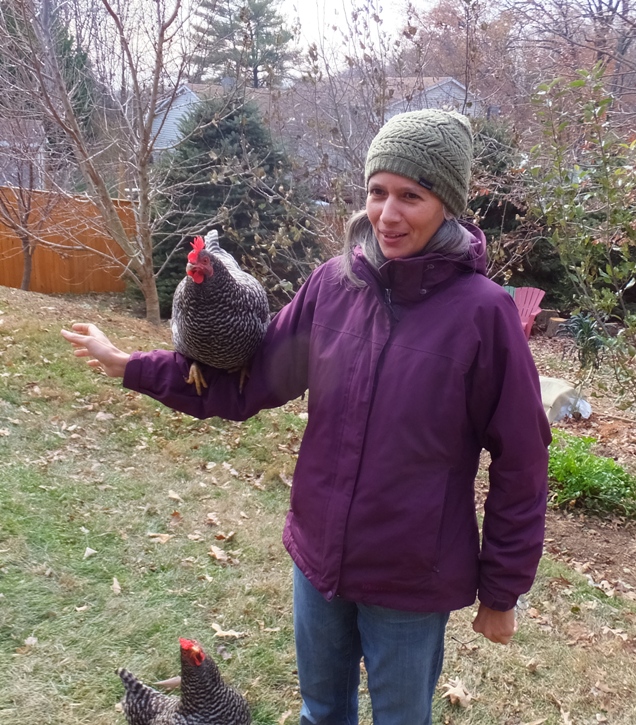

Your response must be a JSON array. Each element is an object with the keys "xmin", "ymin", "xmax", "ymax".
[{"xmin": 62, "ymin": 109, "xmax": 550, "ymax": 725}]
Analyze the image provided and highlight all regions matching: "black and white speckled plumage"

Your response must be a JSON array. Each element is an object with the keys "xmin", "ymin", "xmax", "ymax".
[
  {"xmin": 171, "ymin": 230, "xmax": 270, "ymax": 372},
  {"xmin": 117, "ymin": 639, "xmax": 250, "ymax": 725}
]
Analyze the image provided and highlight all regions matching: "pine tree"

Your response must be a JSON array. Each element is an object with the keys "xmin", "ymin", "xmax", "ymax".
[
  {"xmin": 190, "ymin": 0, "xmax": 296, "ymax": 88},
  {"xmin": 153, "ymin": 98, "xmax": 320, "ymax": 317}
]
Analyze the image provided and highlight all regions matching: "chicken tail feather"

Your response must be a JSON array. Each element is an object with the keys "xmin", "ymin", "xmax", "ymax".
[
  {"xmin": 117, "ymin": 668, "xmax": 175, "ymax": 725},
  {"xmin": 203, "ymin": 229, "xmax": 220, "ymax": 253}
]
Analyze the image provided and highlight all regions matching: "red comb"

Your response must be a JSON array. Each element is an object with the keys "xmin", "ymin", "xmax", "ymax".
[
  {"xmin": 180, "ymin": 638, "xmax": 205, "ymax": 665},
  {"xmin": 187, "ymin": 236, "xmax": 205, "ymax": 264}
]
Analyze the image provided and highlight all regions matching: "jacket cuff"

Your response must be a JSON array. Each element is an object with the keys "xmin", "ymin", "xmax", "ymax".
[
  {"xmin": 122, "ymin": 351, "xmax": 143, "ymax": 392},
  {"xmin": 478, "ymin": 588, "xmax": 517, "ymax": 612}
]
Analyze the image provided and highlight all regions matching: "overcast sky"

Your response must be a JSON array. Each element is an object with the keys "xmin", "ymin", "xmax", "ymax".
[{"xmin": 280, "ymin": 0, "xmax": 407, "ymax": 49}]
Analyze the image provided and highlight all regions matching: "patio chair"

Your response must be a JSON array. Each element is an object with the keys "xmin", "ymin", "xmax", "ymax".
[{"xmin": 513, "ymin": 287, "xmax": 545, "ymax": 339}]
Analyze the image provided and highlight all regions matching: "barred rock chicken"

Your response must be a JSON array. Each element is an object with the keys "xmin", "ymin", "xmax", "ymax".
[
  {"xmin": 171, "ymin": 230, "xmax": 270, "ymax": 395},
  {"xmin": 117, "ymin": 638, "xmax": 251, "ymax": 725}
]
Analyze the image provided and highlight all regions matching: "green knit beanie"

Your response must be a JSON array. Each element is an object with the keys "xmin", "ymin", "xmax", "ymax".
[{"xmin": 364, "ymin": 109, "xmax": 473, "ymax": 217}]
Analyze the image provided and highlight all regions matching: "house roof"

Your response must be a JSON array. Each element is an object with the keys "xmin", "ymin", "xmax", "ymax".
[{"xmin": 151, "ymin": 82, "xmax": 287, "ymax": 150}]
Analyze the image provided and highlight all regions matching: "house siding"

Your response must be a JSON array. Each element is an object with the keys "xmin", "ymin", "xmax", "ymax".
[
  {"xmin": 152, "ymin": 87, "xmax": 202, "ymax": 151},
  {"xmin": 386, "ymin": 80, "xmax": 484, "ymax": 119}
]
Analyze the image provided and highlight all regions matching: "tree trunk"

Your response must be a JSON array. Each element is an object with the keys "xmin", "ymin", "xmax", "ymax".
[
  {"xmin": 20, "ymin": 238, "xmax": 33, "ymax": 291},
  {"xmin": 140, "ymin": 272, "xmax": 162, "ymax": 325}
]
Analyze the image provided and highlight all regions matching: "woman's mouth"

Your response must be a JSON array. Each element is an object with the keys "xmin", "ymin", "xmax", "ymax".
[{"xmin": 379, "ymin": 231, "xmax": 406, "ymax": 243}]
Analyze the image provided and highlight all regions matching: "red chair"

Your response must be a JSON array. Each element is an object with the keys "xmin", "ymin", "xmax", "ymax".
[{"xmin": 513, "ymin": 287, "xmax": 545, "ymax": 339}]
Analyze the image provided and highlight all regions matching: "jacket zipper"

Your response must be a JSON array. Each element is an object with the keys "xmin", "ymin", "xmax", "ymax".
[{"xmin": 384, "ymin": 288, "xmax": 398, "ymax": 322}]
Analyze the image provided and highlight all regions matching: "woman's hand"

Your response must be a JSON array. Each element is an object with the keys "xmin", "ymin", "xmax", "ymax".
[
  {"xmin": 472, "ymin": 603, "xmax": 517, "ymax": 644},
  {"xmin": 61, "ymin": 323, "xmax": 131, "ymax": 379}
]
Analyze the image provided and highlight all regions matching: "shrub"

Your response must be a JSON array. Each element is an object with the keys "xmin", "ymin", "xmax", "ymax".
[{"xmin": 548, "ymin": 429, "xmax": 636, "ymax": 517}]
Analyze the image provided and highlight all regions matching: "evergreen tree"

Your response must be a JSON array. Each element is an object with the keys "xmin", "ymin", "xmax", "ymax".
[
  {"xmin": 190, "ymin": 0, "xmax": 296, "ymax": 88},
  {"xmin": 153, "ymin": 98, "xmax": 320, "ymax": 317}
]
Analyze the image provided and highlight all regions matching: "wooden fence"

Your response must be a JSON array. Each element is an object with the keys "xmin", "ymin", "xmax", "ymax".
[{"xmin": 0, "ymin": 187, "xmax": 135, "ymax": 294}]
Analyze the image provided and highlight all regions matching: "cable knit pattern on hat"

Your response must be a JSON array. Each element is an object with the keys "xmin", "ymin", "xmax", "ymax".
[{"xmin": 364, "ymin": 109, "xmax": 473, "ymax": 217}]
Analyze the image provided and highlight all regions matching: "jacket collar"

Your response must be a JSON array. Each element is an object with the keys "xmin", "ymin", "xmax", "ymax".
[{"xmin": 351, "ymin": 222, "xmax": 487, "ymax": 304}]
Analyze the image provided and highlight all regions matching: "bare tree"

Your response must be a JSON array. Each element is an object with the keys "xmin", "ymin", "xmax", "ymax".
[
  {"xmin": 0, "ymin": 117, "xmax": 64, "ymax": 290},
  {"xmin": 500, "ymin": 0, "xmax": 636, "ymax": 101},
  {"xmin": 0, "ymin": 0, "xmax": 212, "ymax": 323},
  {"xmin": 279, "ymin": 0, "xmax": 436, "ymax": 211}
]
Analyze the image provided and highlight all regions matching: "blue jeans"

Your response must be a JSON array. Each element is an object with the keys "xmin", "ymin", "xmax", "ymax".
[{"xmin": 293, "ymin": 565, "xmax": 450, "ymax": 725}]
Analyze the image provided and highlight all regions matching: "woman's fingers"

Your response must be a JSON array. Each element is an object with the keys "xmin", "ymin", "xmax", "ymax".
[{"xmin": 61, "ymin": 325, "xmax": 130, "ymax": 378}]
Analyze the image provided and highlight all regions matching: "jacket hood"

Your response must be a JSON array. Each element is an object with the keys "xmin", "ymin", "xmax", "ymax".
[{"xmin": 352, "ymin": 221, "xmax": 488, "ymax": 304}]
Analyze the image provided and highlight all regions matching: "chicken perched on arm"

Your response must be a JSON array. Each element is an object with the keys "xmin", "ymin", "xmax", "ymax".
[
  {"xmin": 171, "ymin": 230, "xmax": 270, "ymax": 394},
  {"xmin": 117, "ymin": 638, "xmax": 251, "ymax": 725}
]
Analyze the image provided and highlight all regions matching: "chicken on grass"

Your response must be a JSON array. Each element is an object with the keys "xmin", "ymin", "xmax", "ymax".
[
  {"xmin": 117, "ymin": 638, "xmax": 251, "ymax": 725},
  {"xmin": 171, "ymin": 230, "xmax": 270, "ymax": 395}
]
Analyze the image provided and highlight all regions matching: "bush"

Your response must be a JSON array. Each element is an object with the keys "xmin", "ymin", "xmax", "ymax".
[{"xmin": 548, "ymin": 429, "xmax": 636, "ymax": 517}]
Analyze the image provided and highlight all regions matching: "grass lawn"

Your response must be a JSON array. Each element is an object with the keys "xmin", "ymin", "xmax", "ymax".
[{"xmin": 1, "ymin": 286, "xmax": 635, "ymax": 724}]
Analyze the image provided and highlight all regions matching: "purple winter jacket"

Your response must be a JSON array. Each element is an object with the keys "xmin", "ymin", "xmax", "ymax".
[{"xmin": 123, "ymin": 223, "xmax": 550, "ymax": 613}]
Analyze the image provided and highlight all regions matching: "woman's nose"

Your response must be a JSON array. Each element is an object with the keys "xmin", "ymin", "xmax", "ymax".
[{"xmin": 379, "ymin": 195, "xmax": 401, "ymax": 223}]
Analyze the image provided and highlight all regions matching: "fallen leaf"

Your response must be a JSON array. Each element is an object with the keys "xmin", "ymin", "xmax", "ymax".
[
  {"xmin": 549, "ymin": 695, "xmax": 573, "ymax": 725},
  {"xmin": 112, "ymin": 577, "xmax": 121, "ymax": 595},
  {"xmin": 209, "ymin": 545, "xmax": 229, "ymax": 562},
  {"xmin": 154, "ymin": 676, "xmax": 181, "ymax": 690},
  {"xmin": 565, "ymin": 622, "xmax": 594, "ymax": 646},
  {"xmin": 211, "ymin": 622, "xmax": 247, "ymax": 639},
  {"xmin": 83, "ymin": 547, "xmax": 97, "ymax": 559},
  {"xmin": 206, "ymin": 512, "xmax": 221, "ymax": 526},
  {"xmin": 525, "ymin": 658, "xmax": 541, "ymax": 673},
  {"xmin": 257, "ymin": 620, "xmax": 281, "ymax": 632},
  {"xmin": 601, "ymin": 626, "xmax": 628, "ymax": 640},
  {"xmin": 441, "ymin": 678, "xmax": 473, "ymax": 708},
  {"xmin": 0, "ymin": 428, "xmax": 10, "ymax": 436},
  {"xmin": 593, "ymin": 680, "xmax": 617, "ymax": 694},
  {"xmin": 215, "ymin": 531, "xmax": 235, "ymax": 542},
  {"xmin": 168, "ymin": 490, "xmax": 184, "ymax": 503},
  {"xmin": 95, "ymin": 412, "xmax": 115, "ymax": 421},
  {"xmin": 24, "ymin": 636, "xmax": 38, "ymax": 647},
  {"xmin": 147, "ymin": 532, "xmax": 174, "ymax": 544}
]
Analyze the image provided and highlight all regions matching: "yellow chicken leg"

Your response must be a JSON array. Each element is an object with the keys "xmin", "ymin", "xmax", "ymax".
[{"xmin": 185, "ymin": 361, "xmax": 208, "ymax": 395}]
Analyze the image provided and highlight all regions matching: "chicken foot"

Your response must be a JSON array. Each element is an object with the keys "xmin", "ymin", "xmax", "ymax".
[{"xmin": 185, "ymin": 361, "xmax": 208, "ymax": 396}]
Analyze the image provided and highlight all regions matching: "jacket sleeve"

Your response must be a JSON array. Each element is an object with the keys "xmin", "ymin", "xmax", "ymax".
[
  {"xmin": 467, "ymin": 292, "xmax": 551, "ymax": 611},
  {"xmin": 122, "ymin": 267, "xmax": 321, "ymax": 421}
]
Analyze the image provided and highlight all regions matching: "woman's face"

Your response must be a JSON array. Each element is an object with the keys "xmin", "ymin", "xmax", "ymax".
[{"xmin": 366, "ymin": 172, "xmax": 445, "ymax": 260}]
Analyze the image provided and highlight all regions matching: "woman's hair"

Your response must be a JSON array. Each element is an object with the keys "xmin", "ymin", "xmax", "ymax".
[{"xmin": 340, "ymin": 208, "xmax": 472, "ymax": 286}]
